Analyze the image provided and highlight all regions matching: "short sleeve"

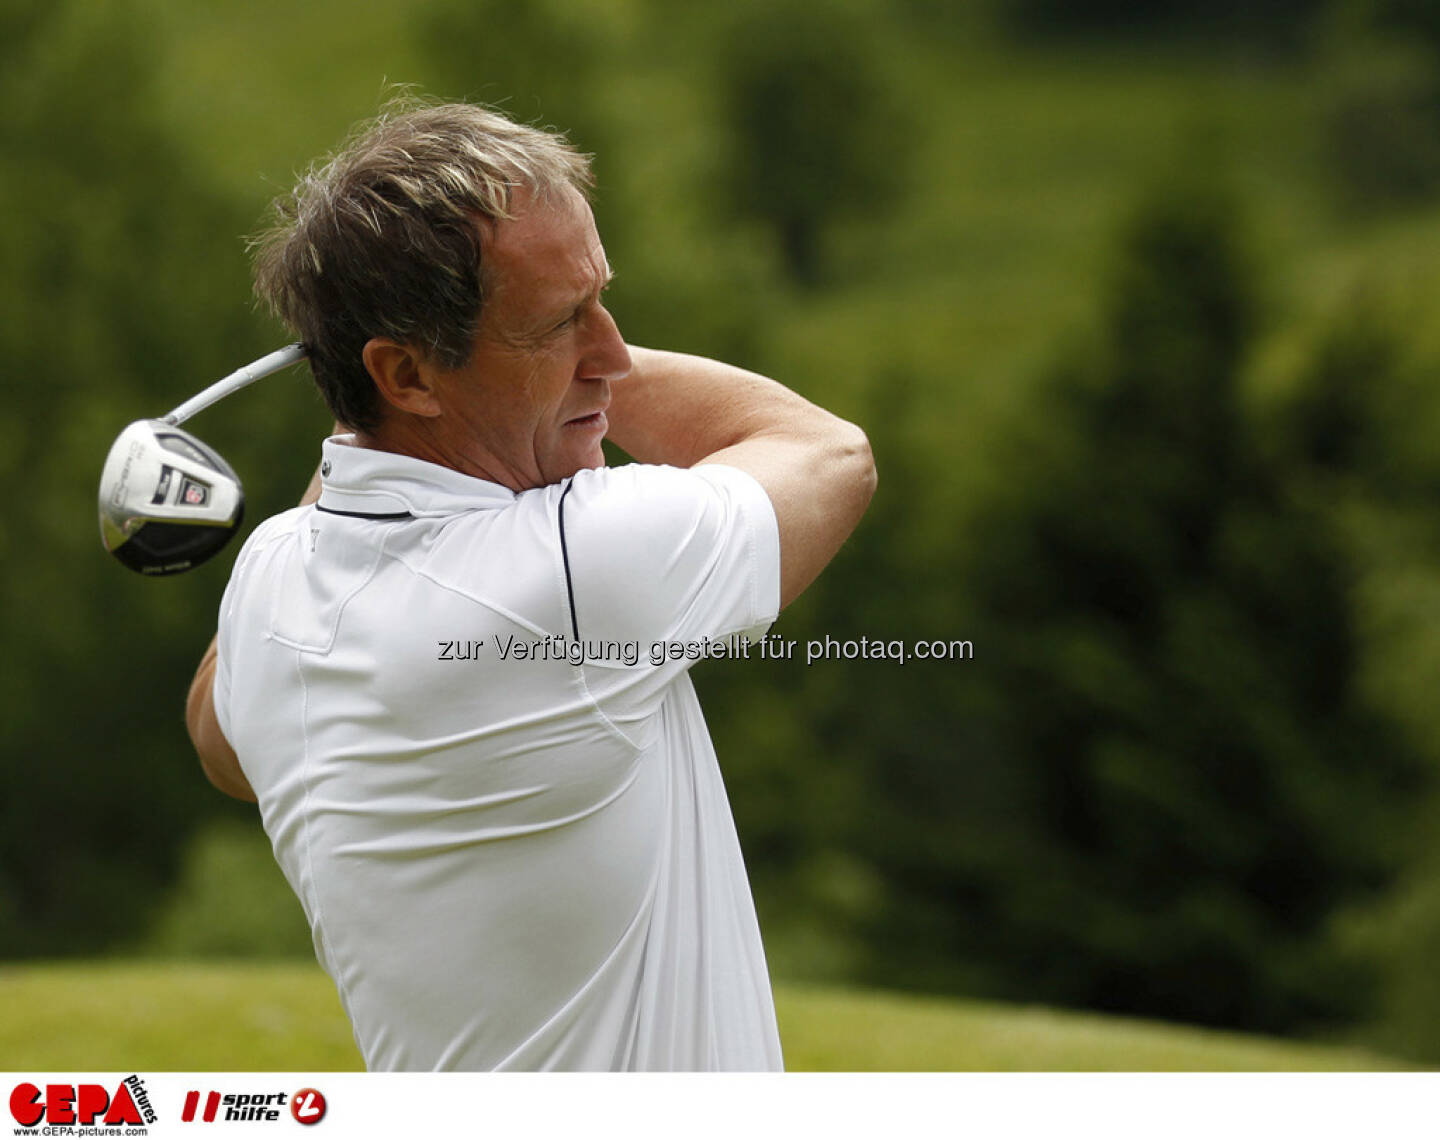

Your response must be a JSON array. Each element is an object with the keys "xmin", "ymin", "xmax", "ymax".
[
  {"xmin": 560, "ymin": 462, "xmax": 780, "ymax": 649},
  {"xmin": 212, "ymin": 575, "xmax": 236, "ymax": 746}
]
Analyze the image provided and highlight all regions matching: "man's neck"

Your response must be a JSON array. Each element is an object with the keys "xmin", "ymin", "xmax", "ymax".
[{"xmin": 357, "ymin": 417, "xmax": 531, "ymax": 492}]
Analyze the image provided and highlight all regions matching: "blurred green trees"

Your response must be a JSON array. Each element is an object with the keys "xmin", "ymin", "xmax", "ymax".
[
  {"xmin": 1276, "ymin": 302, "xmax": 1440, "ymax": 1060},
  {"xmin": 0, "ymin": 0, "xmax": 329, "ymax": 957},
  {"xmin": 898, "ymin": 180, "xmax": 1422, "ymax": 1032},
  {"xmin": 0, "ymin": 0, "xmax": 255, "ymax": 957},
  {"xmin": 714, "ymin": 0, "xmax": 912, "ymax": 286},
  {"xmin": 420, "ymin": 0, "xmax": 624, "ymax": 156},
  {"xmin": 997, "ymin": 0, "xmax": 1329, "ymax": 53}
]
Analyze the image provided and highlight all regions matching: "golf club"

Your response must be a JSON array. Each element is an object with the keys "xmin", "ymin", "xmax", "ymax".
[{"xmin": 98, "ymin": 343, "xmax": 306, "ymax": 575}]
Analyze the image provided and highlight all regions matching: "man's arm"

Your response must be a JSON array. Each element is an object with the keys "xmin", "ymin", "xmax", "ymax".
[
  {"xmin": 606, "ymin": 347, "xmax": 876, "ymax": 609},
  {"xmin": 186, "ymin": 452, "xmax": 329, "ymax": 801},
  {"xmin": 187, "ymin": 635, "xmax": 250, "ymax": 800}
]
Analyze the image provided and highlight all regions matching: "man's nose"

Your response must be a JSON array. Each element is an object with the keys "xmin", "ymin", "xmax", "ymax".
[{"xmin": 585, "ymin": 305, "xmax": 632, "ymax": 382}]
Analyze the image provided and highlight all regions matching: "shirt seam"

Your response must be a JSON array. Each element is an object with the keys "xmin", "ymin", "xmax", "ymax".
[
  {"xmin": 552, "ymin": 479, "xmax": 641, "ymax": 755},
  {"xmin": 385, "ymin": 549, "xmax": 558, "ymax": 642},
  {"xmin": 294, "ymin": 645, "xmax": 355, "ymax": 1021},
  {"xmin": 268, "ymin": 519, "xmax": 387, "ymax": 654},
  {"xmin": 381, "ymin": 523, "xmax": 640, "ymax": 753}
]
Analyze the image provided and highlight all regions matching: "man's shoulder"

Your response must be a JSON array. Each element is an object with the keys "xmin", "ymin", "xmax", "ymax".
[
  {"xmin": 226, "ymin": 505, "xmax": 310, "ymax": 577},
  {"xmin": 558, "ymin": 462, "xmax": 765, "ymax": 525},
  {"xmin": 556, "ymin": 461, "xmax": 779, "ymax": 644}
]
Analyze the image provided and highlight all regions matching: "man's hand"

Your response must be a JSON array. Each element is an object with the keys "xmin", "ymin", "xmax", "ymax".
[
  {"xmin": 606, "ymin": 348, "xmax": 876, "ymax": 609},
  {"xmin": 187, "ymin": 434, "xmax": 334, "ymax": 800}
]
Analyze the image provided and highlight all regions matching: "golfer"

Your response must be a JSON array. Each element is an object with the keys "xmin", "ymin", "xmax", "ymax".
[{"xmin": 185, "ymin": 102, "xmax": 875, "ymax": 1071}]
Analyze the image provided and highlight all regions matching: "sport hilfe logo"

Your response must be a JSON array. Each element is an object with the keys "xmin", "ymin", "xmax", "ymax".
[
  {"xmin": 9, "ymin": 1075, "xmax": 157, "ymax": 1128},
  {"xmin": 290, "ymin": 1089, "xmax": 326, "ymax": 1125},
  {"xmin": 180, "ymin": 1087, "xmax": 325, "ymax": 1125}
]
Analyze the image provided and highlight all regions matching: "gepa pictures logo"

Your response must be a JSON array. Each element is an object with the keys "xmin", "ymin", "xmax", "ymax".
[
  {"xmin": 9, "ymin": 1074, "xmax": 157, "ymax": 1131},
  {"xmin": 181, "ymin": 1087, "xmax": 325, "ymax": 1125}
]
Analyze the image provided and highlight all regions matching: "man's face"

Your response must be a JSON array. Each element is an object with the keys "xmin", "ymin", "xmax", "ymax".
[{"xmin": 428, "ymin": 185, "xmax": 631, "ymax": 490}]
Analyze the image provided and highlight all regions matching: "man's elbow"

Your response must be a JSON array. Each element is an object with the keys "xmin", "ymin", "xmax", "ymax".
[
  {"xmin": 186, "ymin": 663, "xmax": 255, "ymax": 802},
  {"xmin": 199, "ymin": 752, "xmax": 256, "ymax": 802},
  {"xmin": 836, "ymin": 421, "xmax": 877, "ymax": 518},
  {"xmin": 193, "ymin": 725, "xmax": 256, "ymax": 802}
]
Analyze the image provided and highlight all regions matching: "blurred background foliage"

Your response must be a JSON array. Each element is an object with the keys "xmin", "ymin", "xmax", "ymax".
[{"xmin": 9, "ymin": 0, "xmax": 1440, "ymax": 1064}]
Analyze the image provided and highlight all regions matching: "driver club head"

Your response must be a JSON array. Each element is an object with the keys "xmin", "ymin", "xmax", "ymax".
[{"xmin": 98, "ymin": 419, "xmax": 244, "ymax": 576}]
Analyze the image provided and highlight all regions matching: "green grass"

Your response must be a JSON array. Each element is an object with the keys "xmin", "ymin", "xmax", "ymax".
[
  {"xmin": 774, "ymin": 984, "xmax": 1412, "ymax": 1071},
  {"xmin": 0, "ymin": 961, "xmax": 1413, "ymax": 1071}
]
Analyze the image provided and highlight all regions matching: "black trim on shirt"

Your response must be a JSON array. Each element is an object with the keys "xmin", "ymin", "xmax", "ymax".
[
  {"xmin": 314, "ymin": 505, "xmax": 413, "ymax": 520},
  {"xmin": 557, "ymin": 479, "xmax": 580, "ymax": 642}
]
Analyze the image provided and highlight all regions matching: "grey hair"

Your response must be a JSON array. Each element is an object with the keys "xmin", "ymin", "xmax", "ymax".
[{"xmin": 251, "ymin": 101, "xmax": 594, "ymax": 432}]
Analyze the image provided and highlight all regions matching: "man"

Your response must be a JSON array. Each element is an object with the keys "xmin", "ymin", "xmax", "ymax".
[{"xmin": 186, "ymin": 102, "xmax": 874, "ymax": 1071}]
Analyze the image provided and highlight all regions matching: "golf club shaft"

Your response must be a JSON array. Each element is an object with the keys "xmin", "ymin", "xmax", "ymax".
[{"xmin": 162, "ymin": 343, "xmax": 305, "ymax": 426}]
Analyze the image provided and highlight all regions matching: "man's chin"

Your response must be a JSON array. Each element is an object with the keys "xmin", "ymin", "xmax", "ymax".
[{"xmin": 577, "ymin": 447, "xmax": 608, "ymax": 475}]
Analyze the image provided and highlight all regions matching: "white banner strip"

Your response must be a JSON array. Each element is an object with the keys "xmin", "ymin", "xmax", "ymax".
[{"xmin": 1, "ymin": 1073, "xmax": 1436, "ymax": 1140}]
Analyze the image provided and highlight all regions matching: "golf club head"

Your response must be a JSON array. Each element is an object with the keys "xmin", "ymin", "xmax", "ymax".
[{"xmin": 98, "ymin": 419, "xmax": 244, "ymax": 575}]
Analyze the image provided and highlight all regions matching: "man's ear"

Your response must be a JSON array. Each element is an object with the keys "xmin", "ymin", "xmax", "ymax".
[{"xmin": 362, "ymin": 339, "xmax": 444, "ymax": 417}]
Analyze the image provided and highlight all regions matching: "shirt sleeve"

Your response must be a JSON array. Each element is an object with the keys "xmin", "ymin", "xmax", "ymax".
[
  {"xmin": 211, "ymin": 516, "xmax": 267, "ymax": 749},
  {"xmin": 212, "ymin": 575, "xmax": 236, "ymax": 746},
  {"xmin": 559, "ymin": 462, "xmax": 781, "ymax": 649}
]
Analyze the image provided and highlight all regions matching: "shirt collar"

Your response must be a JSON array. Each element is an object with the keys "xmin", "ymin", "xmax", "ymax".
[{"xmin": 317, "ymin": 435, "xmax": 518, "ymax": 518}]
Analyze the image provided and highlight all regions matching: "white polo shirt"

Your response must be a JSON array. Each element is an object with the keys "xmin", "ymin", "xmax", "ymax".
[{"xmin": 213, "ymin": 436, "xmax": 784, "ymax": 1071}]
